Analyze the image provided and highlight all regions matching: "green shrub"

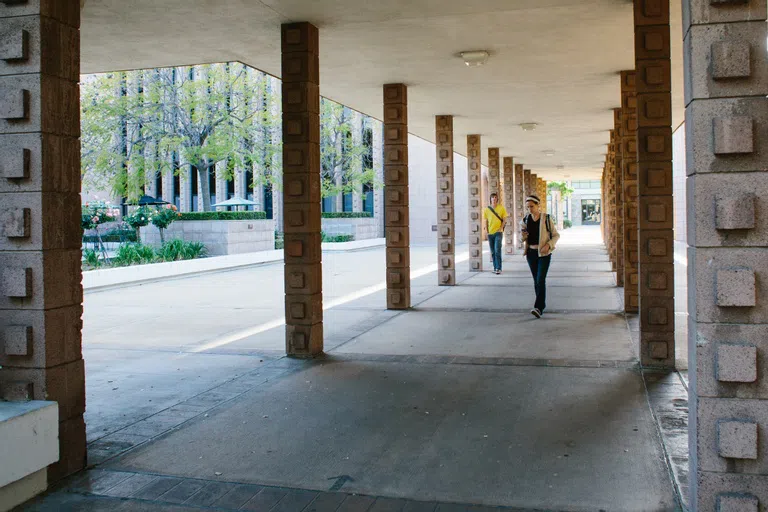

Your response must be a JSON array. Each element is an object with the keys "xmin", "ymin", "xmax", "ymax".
[
  {"xmin": 322, "ymin": 234, "xmax": 355, "ymax": 243},
  {"xmin": 274, "ymin": 231, "xmax": 284, "ymax": 250},
  {"xmin": 156, "ymin": 239, "xmax": 207, "ymax": 262},
  {"xmin": 112, "ymin": 243, "xmax": 157, "ymax": 267},
  {"xmin": 563, "ymin": 219, "xmax": 573, "ymax": 229},
  {"xmin": 83, "ymin": 228, "xmax": 137, "ymax": 243},
  {"xmin": 82, "ymin": 248, "xmax": 102, "ymax": 269},
  {"xmin": 178, "ymin": 211, "xmax": 266, "ymax": 221},
  {"xmin": 321, "ymin": 212, "xmax": 372, "ymax": 219}
]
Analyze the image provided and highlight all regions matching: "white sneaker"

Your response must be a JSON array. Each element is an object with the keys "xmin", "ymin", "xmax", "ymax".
[{"xmin": 531, "ymin": 308, "xmax": 542, "ymax": 318}]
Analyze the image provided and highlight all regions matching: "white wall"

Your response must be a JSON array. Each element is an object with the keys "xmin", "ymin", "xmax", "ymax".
[{"xmin": 408, "ymin": 134, "xmax": 474, "ymax": 246}]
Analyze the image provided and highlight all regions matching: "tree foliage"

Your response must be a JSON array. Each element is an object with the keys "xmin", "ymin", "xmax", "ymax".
[
  {"xmin": 81, "ymin": 63, "xmax": 377, "ymax": 211},
  {"xmin": 547, "ymin": 181, "xmax": 575, "ymax": 197},
  {"xmin": 81, "ymin": 64, "xmax": 281, "ymax": 210}
]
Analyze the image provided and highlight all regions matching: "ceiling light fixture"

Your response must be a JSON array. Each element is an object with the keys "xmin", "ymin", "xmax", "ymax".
[
  {"xmin": 459, "ymin": 50, "xmax": 490, "ymax": 67},
  {"xmin": 544, "ymin": 150, "xmax": 556, "ymax": 157},
  {"xmin": 557, "ymin": 165, "xmax": 565, "ymax": 170},
  {"xmin": 520, "ymin": 122, "xmax": 538, "ymax": 132}
]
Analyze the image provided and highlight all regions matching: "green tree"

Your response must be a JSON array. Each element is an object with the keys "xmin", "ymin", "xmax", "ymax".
[
  {"xmin": 81, "ymin": 64, "xmax": 281, "ymax": 210},
  {"xmin": 547, "ymin": 181, "xmax": 574, "ymax": 197},
  {"xmin": 320, "ymin": 101, "xmax": 371, "ymax": 200}
]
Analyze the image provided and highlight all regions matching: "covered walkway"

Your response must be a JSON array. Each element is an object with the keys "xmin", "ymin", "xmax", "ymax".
[{"xmin": 23, "ymin": 227, "xmax": 685, "ymax": 511}]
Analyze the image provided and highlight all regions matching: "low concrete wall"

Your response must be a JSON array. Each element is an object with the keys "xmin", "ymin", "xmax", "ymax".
[
  {"xmin": 141, "ymin": 219, "xmax": 275, "ymax": 256},
  {"xmin": 0, "ymin": 401, "xmax": 58, "ymax": 511},
  {"xmin": 322, "ymin": 217, "xmax": 377, "ymax": 240},
  {"xmin": 82, "ymin": 238, "xmax": 386, "ymax": 291}
]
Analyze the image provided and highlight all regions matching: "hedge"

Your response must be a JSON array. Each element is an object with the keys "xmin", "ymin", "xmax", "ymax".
[
  {"xmin": 321, "ymin": 212, "xmax": 373, "ymax": 219},
  {"xmin": 83, "ymin": 229, "xmax": 137, "ymax": 243},
  {"xmin": 178, "ymin": 211, "xmax": 267, "ymax": 221}
]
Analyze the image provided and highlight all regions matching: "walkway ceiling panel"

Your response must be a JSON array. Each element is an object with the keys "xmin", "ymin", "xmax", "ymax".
[{"xmin": 81, "ymin": 0, "xmax": 684, "ymax": 180}]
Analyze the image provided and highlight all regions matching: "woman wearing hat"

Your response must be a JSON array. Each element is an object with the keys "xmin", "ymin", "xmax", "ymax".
[{"xmin": 520, "ymin": 194, "xmax": 560, "ymax": 318}]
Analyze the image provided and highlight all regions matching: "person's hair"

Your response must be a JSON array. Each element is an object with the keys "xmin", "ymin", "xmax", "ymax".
[
  {"xmin": 525, "ymin": 195, "xmax": 541, "ymax": 205},
  {"xmin": 490, "ymin": 192, "xmax": 499, "ymax": 201}
]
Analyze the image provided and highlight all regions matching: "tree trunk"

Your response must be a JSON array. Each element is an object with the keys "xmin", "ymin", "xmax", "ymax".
[
  {"xmin": 197, "ymin": 164, "xmax": 212, "ymax": 211},
  {"xmin": 159, "ymin": 228, "xmax": 165, "ymax": 244}
]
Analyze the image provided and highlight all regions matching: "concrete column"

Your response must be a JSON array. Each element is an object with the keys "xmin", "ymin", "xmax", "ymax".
[
  {"xmin": 372, "ymin": 120, "xmax": 384, "ymax": 237},
  {"xmin": 606, "ymin": 133, "xmax": 617, "ymax": 271},
  {"xmin": 0, "ymin": 0, "xmax": 85, "ymax": 481},
  {"xmin": 488, "ymin": 148, "xmax": 500, "ymax": 196},
  {"xmin": 634, "ymin": 0, "xmax": 674, "ymax": 368},
  {"xmin": 621, "ymin": 71, "xmax": 639, "ymax": 314},
  {"xmin": 514, "ymin": 164, "xmax": 525, "ymax": 248},
  {"xmin": 281, "ymin": 22, "xmax": 323, "ymax": 356},
  {"xmin": 481, "ymin": 173, "xmax": 489, "ymax": 241},
  {"xmin": 524, "ymin": 169, "xmax": 532, "ymax": 198},
  {"xmin": 503, "ymin": 157, "xmax": 515, "ymax": 255},
  {"xmin": 234, "ymin": 167, "xmax": 245, "ymax": 200},
  {"xmin": 467, "ymin": 135, "xmax": 483, "ymax": 272},
  {"xmin": 352, "ymin": 111, "xmax": 364, "ymax": 213},
  {"xmin": 215, "ymin": 161, "xmax": 227, "ymax": 206},
  {"xmin": 614, "ymin": 108, "xmax": 625, "ymax": 288},
  {"xmin": 383, "ymin": 84, "xmax": 410, "ymax": 309},
  {"xmin": 435, "ymin": 116, "xmax": 455, "ymax": 286},
  {"xmin": 162, "ymin": 160, "xmax": 174, "ymax": 205},
  {"xmin": 601, "ymin": 167, "xmax": 607, "ymax": 242},
  {"xmin": 683, "ymin": 0, "xmax": 768, "ymax": 507},
  {"xmin": 179, "ymin": 166, "xmax": 191, "ymax": 212}
]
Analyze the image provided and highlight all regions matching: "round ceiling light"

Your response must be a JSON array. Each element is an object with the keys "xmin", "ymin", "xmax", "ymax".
[
  {"xmin": 544, "ymin": 150, "xmax": 556, "ymax": 157},
  {"xmin": 459, "ymin": 50, "xmax": 490, "ymax": 67},
  {"xmin": 520, "ymin": 122, "xmax": 538, "ymax": 132}
]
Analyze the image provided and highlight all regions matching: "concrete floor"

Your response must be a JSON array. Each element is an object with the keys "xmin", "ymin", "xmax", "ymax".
[{"xmin": 24, "ymin": 226, "xmax": 685, "ymax": 511}]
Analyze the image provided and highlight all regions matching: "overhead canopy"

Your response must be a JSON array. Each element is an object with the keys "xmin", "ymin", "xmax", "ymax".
[{"xmin": 81, "ymin": 0, "xmax": 685, "ymax": 181}]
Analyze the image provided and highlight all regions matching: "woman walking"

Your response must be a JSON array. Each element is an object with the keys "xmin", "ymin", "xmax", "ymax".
[{"xmin": 520, "ymin": 194, "xmax": 559, "ymax": 318}]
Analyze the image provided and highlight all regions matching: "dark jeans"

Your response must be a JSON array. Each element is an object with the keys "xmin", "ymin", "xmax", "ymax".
[
  {"xmin": 526, "ymin": 248, "xmax": 551, "ymax": 311},
  {"xmin": 488, "ymin": 232, "xmax": 503, "ymax": 271}
]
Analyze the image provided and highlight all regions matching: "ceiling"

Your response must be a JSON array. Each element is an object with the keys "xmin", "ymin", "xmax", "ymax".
[{"xmin": 80, "ymin": 0, "xmax": 685, "ymax": 180}]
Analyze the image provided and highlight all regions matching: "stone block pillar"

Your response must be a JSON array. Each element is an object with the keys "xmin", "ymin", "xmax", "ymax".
[
  {"xmin": 524, "ymin": 169, "xmax": 532, "ymax": 198},
  {"xmin": 0, "ymin": 0, "xmax": 85, "ymax": 481},
  {"xmin": 614, "ymin": 109, "xmax": 625, "ymax": 287},
  {"xmin": 634, "ymin": 0, "xmax": 674, "ymax": 368},
  {"xmin": 503, "ymin": 157, "xmax": 515, "ymax": 255},
  {"xmin": 372, "ymin": 120, "xmax": 384, "ymax": 237},
  {"xmin": 435, "ymin": 116, "xmax": 455, "ymax": 286},
  {"xmin": 621, "ymin": 70, "xmax": 639, "ymax": 313},
  {"xmin": 538, "ymin": 179, "xmax": 546, "ymax": 214},
  {"xmin": 467, "ymin": 135, "xmax": 483, "ymax": 272},
  {"xmin": 606, "ymin": 133, "xmax": 617, "ymax": 271},
  {"xmin": 683, "ymin": 0, "xmax": 768, "ymax": 507},
  {"xmin": 514, "ymin": 164, "xmax": 525, "ymax": 248},
  {"xmin": 281, "ymin": 22, "xmax": 323, "ymax": 356},
  {"xmin": 383, "ymin": 84, "xmax": 410, "ymax": 309},
  {"xmin": 488, "ymin": 148, "xmax": 500, "ymax": 196}
]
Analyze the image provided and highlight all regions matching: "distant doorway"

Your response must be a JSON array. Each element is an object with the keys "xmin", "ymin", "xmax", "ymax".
[{"xmin": 581, "ymin": 199, "xmax": 601, "ymax": 225}]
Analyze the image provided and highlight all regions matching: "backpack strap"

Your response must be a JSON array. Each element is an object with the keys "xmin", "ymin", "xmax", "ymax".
[{"xmin": 487, "ymin": 206, "xmax": 504, "ymax": 223}]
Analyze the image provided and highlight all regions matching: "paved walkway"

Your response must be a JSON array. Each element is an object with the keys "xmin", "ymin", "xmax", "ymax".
[{"xmin": 22, "ymin": 227, "xmax": 687, "ymax": 511}]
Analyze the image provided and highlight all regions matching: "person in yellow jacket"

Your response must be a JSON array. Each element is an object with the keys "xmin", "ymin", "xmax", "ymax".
[{"xmin": 482, "ymin": 192, "xmax": 507, "ymax": 274}]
